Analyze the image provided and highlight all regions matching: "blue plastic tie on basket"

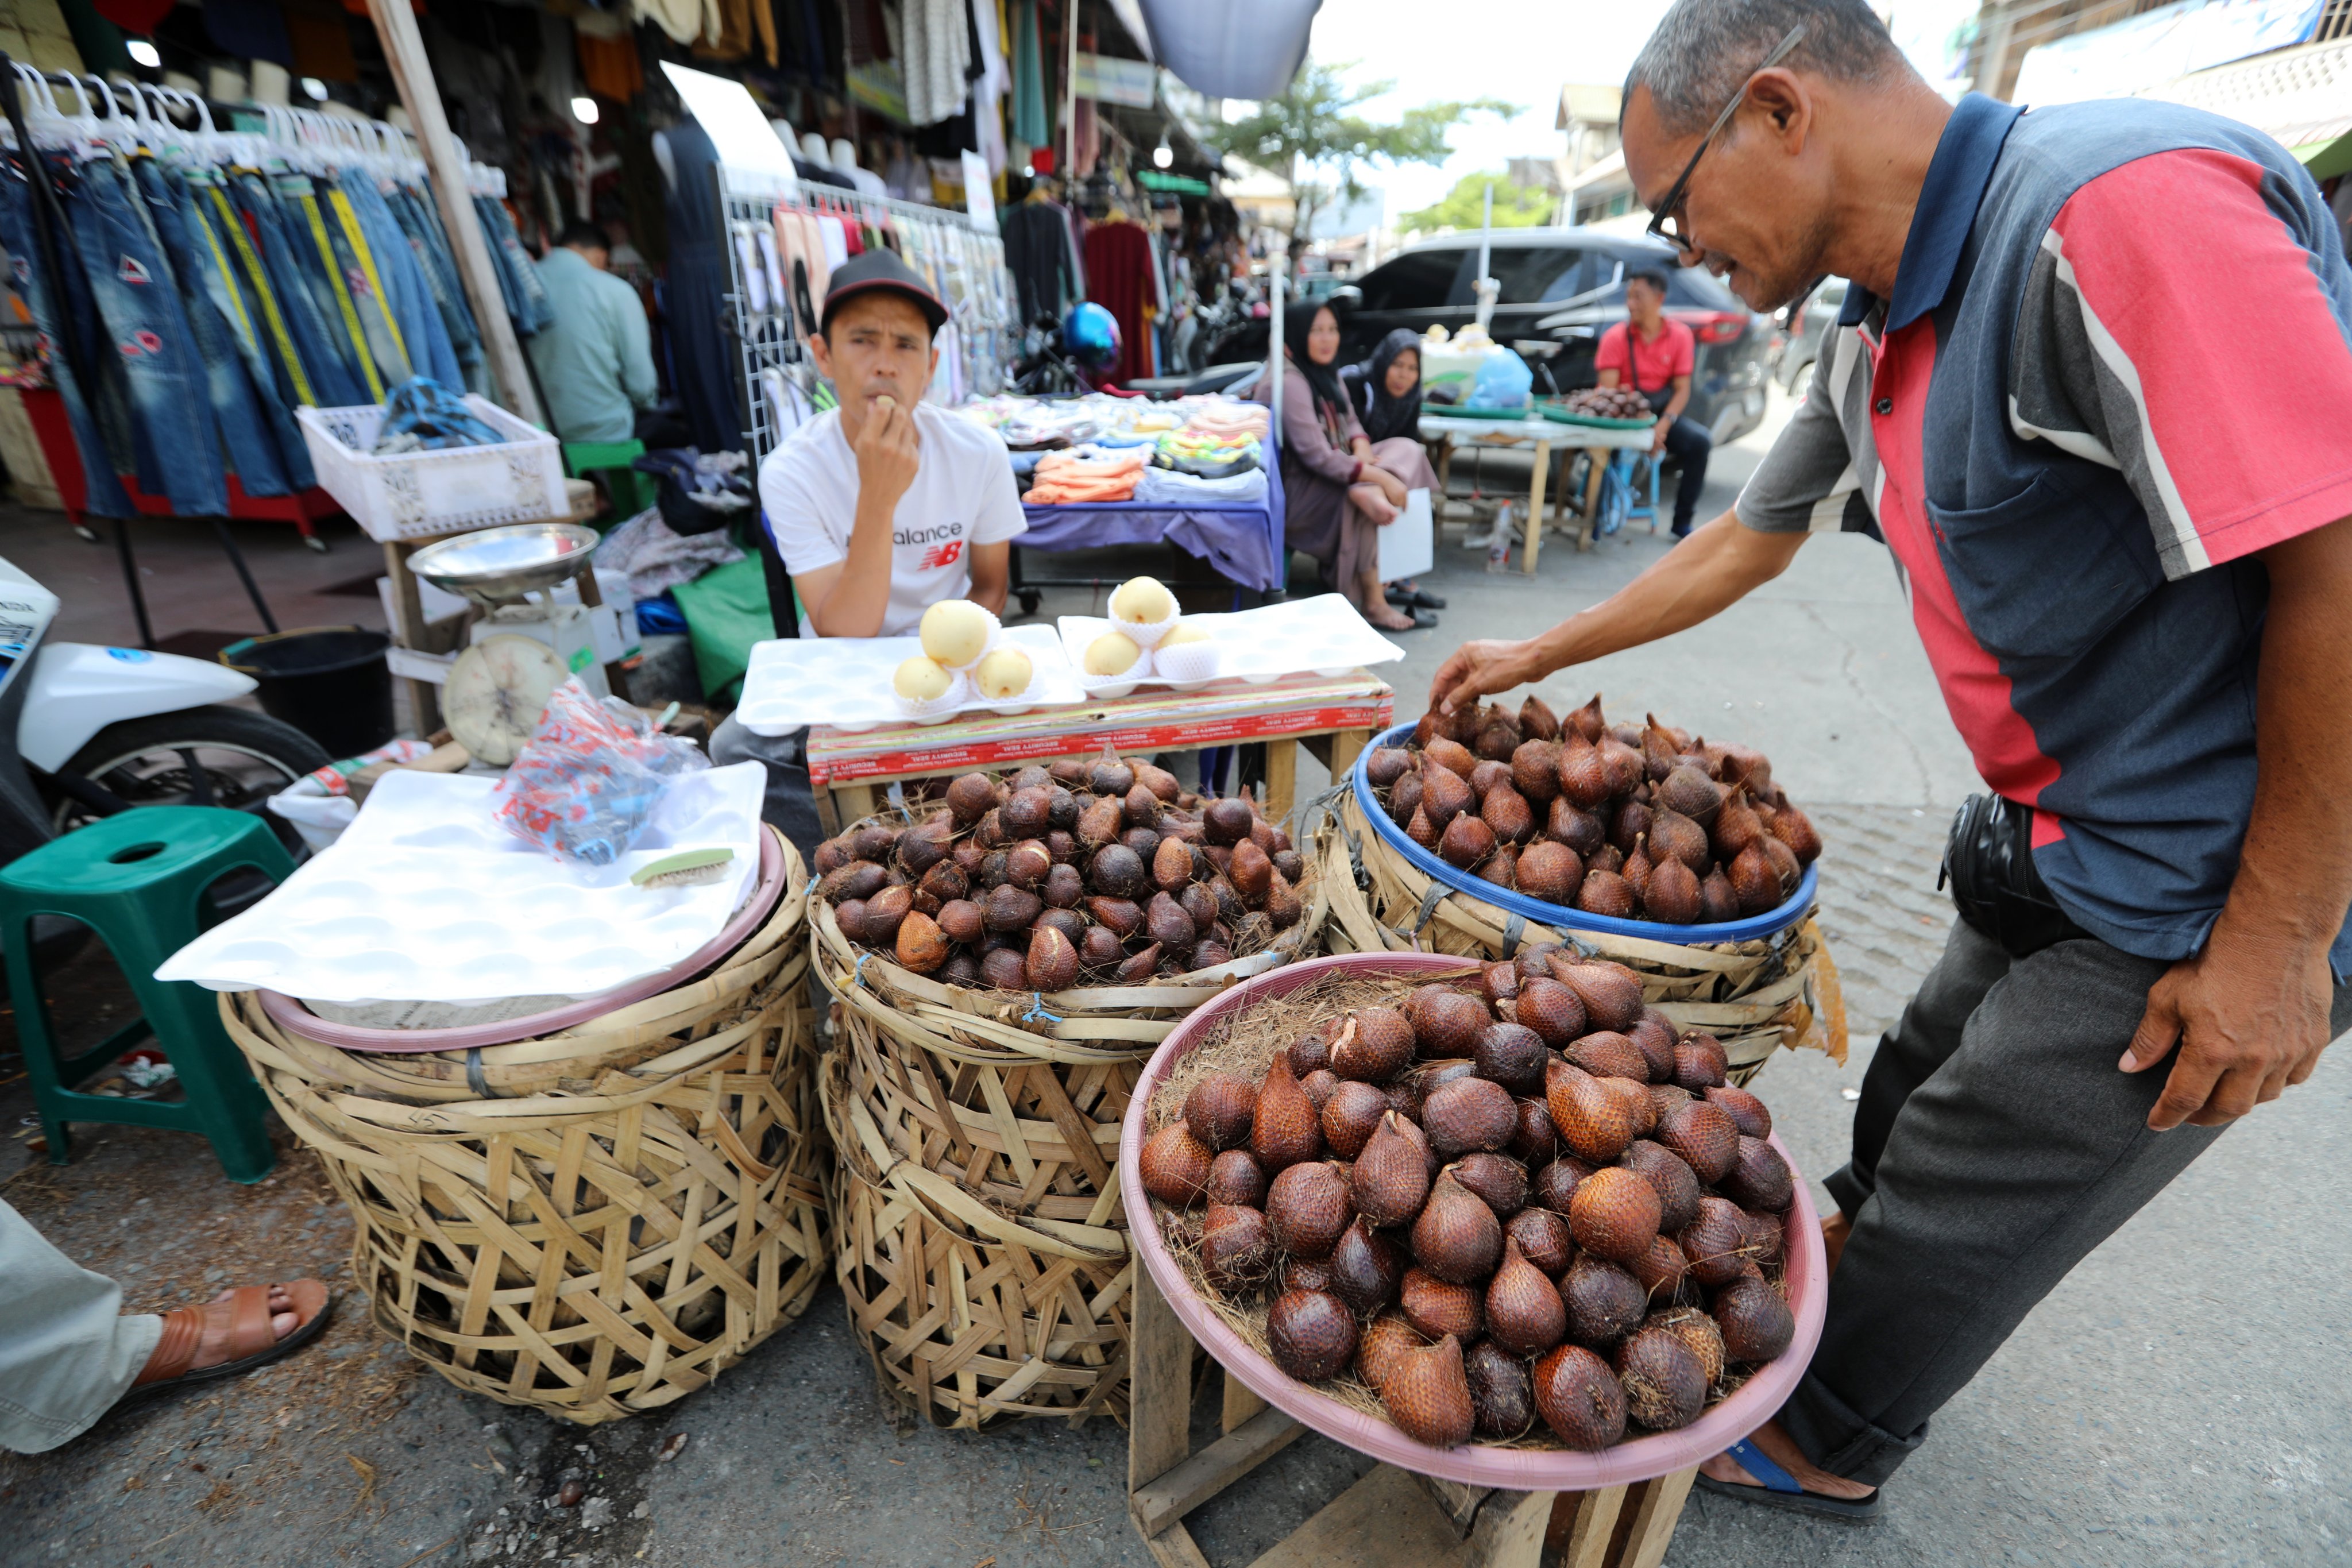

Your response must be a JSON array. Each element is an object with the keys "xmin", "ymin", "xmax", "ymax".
[
  {"xmin": 1350, "ymin": 720, "xmax": 1818, "ymax": 943},
  {"xmin": 1024, "ymin": 992, "xmax": 1064, "ymax": 1024},
  {"xmin": 852, "ymin": 951, "xmax": 872, "ymax": 988}
]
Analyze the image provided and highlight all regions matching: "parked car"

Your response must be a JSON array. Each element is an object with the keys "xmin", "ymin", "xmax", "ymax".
[
  {"xmin": 1340, "ymin": 229, "xmax": 1773, "ymax": 445},
  {"xmin": 1771, "ymin": 276, "xmax": 1847, "ymax": 392}
]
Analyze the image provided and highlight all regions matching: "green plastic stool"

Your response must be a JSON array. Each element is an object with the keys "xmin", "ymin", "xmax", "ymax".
[
  {"xmin": 0, "ymin": 807, "xmax": 295, "ymax": 1184},
  {"xmin": 563, "ymin": 438, "xmax": 656, "ymax": 517}
]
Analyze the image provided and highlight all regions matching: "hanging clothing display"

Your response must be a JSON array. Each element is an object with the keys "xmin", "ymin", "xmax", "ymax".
[
  {"xmin": 1009, "ymin": 0, "xmax": 1051, "ymax": 148},
  {"xmin": 0, "ymin": 91, "xmax": 536, "ymax": 520},
  {"xmin": 1083, "ymin": 217, "xmax": 1156, "ymax": 385},
  {"xmin": 656, "ymin": 121, "xmax": 743, "ymax": 454},
  {"xmin": 900, "ymin": 0, "xmax": 973, "ymax": 126},
  {"xmin": 1003, "ymin": 195, "xmax": 1078, "ymax": 324}
]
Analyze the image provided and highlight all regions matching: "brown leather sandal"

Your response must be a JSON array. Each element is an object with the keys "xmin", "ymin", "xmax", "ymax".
[{"xmin": 126, "ymin": 1280, "xmax": 334, "ymax": 1398}]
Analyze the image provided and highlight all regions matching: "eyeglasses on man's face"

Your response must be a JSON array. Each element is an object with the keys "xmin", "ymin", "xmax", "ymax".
[{"xmin": 1644, "ymin": 23, "xmax": 1808, "ymax": 256}]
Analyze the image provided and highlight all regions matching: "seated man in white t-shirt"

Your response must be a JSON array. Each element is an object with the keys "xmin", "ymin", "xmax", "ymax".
[{"xmin": 710, "ymin": 249, "xmax": 1027, "ymax": 855}]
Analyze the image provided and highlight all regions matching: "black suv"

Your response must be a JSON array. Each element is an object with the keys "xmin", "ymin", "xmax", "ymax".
[{"xmin": 1346, "ymin": 229, "xmax": 1772, "ymax": 444}]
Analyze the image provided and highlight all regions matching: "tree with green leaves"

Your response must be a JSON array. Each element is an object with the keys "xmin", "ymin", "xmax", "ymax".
[
  {"xmin": 1400, "ymin": 172, "xmax": 1557, "ymax": 236},
  {"xmin": 1204, "ymin": 60, "xmax": 1516, "ymax": 254}
]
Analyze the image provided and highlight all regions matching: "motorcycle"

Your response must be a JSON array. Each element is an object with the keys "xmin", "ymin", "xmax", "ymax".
[{"xmin": 0, "ymin": 553, "xmax": 329, "ymax": 869}]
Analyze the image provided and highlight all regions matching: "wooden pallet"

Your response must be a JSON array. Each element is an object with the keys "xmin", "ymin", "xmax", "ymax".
[{"xmin": 1126, "ymin": 1265, "xmax": 1697, "ymax": 1568}]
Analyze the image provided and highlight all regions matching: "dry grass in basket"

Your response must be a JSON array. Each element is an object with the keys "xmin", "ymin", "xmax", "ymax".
[{"xmin": 1137, "ymin": 966, "xmax": 1786, "ymax": 1450}]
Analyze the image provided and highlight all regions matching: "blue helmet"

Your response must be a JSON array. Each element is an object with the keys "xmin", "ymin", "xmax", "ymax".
[{"xmin": 1060, "ymin": 302, "xmax": 1121, "ymax": 369}]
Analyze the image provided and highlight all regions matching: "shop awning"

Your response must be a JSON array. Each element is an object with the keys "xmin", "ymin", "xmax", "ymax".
[
  {"xmin": 1137, "ymin": 0, "xmax": 1322, "ymax": 101},
  {"xmin": 2011, "ymin": 0, "xmax": 2326, "ymax": 105}
]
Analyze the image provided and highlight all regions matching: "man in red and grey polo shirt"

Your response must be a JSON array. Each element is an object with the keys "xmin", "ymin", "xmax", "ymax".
[{"xmin": 1430, "ymin": 0, "xmax": 2352, "ymax": 1522}]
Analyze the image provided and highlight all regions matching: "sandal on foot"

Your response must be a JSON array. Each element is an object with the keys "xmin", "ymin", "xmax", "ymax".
[
  {"xmin": 1694, "ymin": 1438, "xmax": 1882, "ymax": 1524},
  {"xmin": 126, "ymin": 1280, "xmax": 334, "ymax": 1400}
]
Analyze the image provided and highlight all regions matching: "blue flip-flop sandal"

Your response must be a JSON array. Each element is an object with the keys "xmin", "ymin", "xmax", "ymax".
[{"xmin": 1693, "ymin": 1438, "xmax": 1883, "ymax": 1524}]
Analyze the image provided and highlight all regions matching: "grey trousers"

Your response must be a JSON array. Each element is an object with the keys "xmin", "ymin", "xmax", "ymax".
[
  {"xmin": 0, "ymin": 1199, "xmax": 157, "ymax": 1453},
  {"xmin": 1789, "ymin": 918, "xmax": 2352, "ymax": 1486},
  {"xmin": 708, "ymin": 715, "xmax": 827, "ymax": 868}
]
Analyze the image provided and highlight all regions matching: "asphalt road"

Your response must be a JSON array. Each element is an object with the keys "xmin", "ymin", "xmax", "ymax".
[{"xmin": 3, "ymin": 393, "xmax": 2345, "ymax": 1566}]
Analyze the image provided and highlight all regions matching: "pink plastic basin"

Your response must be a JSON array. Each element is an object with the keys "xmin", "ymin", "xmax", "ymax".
[
  {"xmin": 1119, "ymin": 950, "xmax": 1828, "ymax": 1490},
  {"xmin": 256, "ymin": 829, "xmax": 787, "ymax": 1053}
]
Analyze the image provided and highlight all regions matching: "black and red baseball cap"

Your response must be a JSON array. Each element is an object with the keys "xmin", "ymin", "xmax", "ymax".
[{"xmin": 820, "ymin": 249, "xmax": 948, "ymax": 337}]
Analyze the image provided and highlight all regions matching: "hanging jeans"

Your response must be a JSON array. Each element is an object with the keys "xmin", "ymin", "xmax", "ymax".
[
  {"xmin": 128, "ymin": 157, "xmax": 295, "ymax": 497},
  {"xmin": 229, "ymin": 170, "xmax": 369, "ymax": 407},
  {"xmin": 390, "ymin": 184, "xmax": 481, "ymax": 376},
  {"xmin": 69, "ymin": 155, "xmax": 227, "ymax": 517},
  {"xmin": 276, "ymin": 172, "xmax": 400, "ymax": 401},
  {"xmin": 172, "ymin": 168, "xmax": 318, "ymax": 489},
  {"xmin": 475, "ymin": 194, "xmax": 553, "ymax": 335},
  {"xmin": 0, "ymin": 156, "xmax": 137, "ymax": 518},
  {"xmin": 343, "ymin": 175, "xmax": 460, "ymax": 387}
]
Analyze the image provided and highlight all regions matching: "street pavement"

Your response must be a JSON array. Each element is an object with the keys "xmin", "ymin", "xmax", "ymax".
[{"xmin": 3, "ymin": 395, "xmax": 2346, "ymax": 1567}]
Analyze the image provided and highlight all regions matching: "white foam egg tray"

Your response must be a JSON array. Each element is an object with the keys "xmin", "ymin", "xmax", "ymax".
[
  {"xmin": 1056, "ymin": 593, "xmax": 1406, "ymax": 696},
  {"xmin": 734, "ymin": 621, "xmax": 1087, "ymax": 735}
]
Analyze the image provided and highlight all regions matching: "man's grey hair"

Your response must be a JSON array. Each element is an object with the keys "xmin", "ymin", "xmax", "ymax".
[{"xmin": 1624, "ymin": 0, "xmax": 1906, "ymax": 137}]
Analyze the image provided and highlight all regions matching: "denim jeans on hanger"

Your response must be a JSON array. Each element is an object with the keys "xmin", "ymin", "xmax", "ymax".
[
  {"xmin": 170, "ymin": 167, "xmax": 316, "ymax": 489},
  {"xmin": 344, "ymin": 175, "xmax": 459, "ymax": 387},
  {"xmin": 271, "ymin": 172, "xmax": 390, "ymax": 401},
  {"xmin": 475, "ymin": 194, "xmax": 553, "ymax": 335},
  {"xmin": 69, "ymin": 155, "xmax": 227, "ymax": 516},
  {"xmin": 128, "ymin": 157, "xmax": 293, "ymax": 497},
  {"xmin": 0, "ymin": 160, "xmax": 137, "ymax": 518},
  {"xmin": 391, "ymin": 185, "xmax": 482, "ymax": 375},
  {"xmin": 308, "ymin": 176, "xmax": 411, "ymax": 394},
  {"xmin": 230, "ymin": 170, "xmax": 369, "ymax": 407},
  {"xmin": 188, "ymin": 173, "xmax": 321, "ymax": 416}
]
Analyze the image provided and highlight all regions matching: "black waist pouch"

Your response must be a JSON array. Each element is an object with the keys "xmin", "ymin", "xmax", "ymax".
[{"xmin": 1939, "ymin": 793, "xmax": 2092, "ymax": 957}]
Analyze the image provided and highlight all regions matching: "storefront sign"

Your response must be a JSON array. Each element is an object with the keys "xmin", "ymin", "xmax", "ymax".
[{"xmin": 1073, "ymin": 53, "xmax": 1157, "ymax": 109}]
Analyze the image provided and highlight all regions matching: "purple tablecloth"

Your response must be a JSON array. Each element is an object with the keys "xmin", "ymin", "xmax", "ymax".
[{"xmin": 1015, "ymin": 500, "xmax": 1283, "ymax": 592}]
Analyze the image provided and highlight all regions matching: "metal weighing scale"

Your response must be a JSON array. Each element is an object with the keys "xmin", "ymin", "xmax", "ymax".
[{"xmin": 407, "ymin": 523, "xmax": 605, "ymax": 766}]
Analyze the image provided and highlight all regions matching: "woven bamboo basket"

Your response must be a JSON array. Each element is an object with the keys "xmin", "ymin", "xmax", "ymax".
[
  {"xmin": 821, "ymin": 1049, "xmax": 1133, "ymax": 1430},
  {"xmin": 221, "ymin": 832, "xmax": 832, "ymax": 1424},
  {"xmin": 1312, "ymin": 791, "xmax": 1847, "ymax": 1080}
]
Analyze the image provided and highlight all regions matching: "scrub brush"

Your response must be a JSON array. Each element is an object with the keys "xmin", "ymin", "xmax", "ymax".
[{"xmin": 631, "ymin": 848, "xmax": 735, "ymax": 889}]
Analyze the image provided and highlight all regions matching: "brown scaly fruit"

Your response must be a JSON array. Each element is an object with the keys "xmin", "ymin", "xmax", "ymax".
[
  {"xmin": 1484, "ymin": 1239, "xmax": 1568, "ymax": 1356},
  {"xmin": 1473, "ymin": 1022, "xmax": 1548, "ymax": 1096},
  {"xmin": 1400, "ymin": 1266, "xmax": 1484, "ymax": 1345},
  {"xmin": 1328, "ymin": 1215, "xmax": 1404, "ymax": 1315},
  {"xmin": 1709, "ymin": 785, "xmax": 1764, "ymax": 863},
  {"xmin": 1451, "ymin": 1151, "xmax": 1530, "ymax": 1219},
  {"xmin": 1620, "ymin": 1139, "xmax": 1703, "ymax": 1234},
  {"xmin": 1609, "ymin": 797, "xmax": 1652, "ymax": 858},
  {"xmin": 1201, "ymin": 1204, "xmax": 1279, "ymax": 1289},
  {"xmin": 1615, "ymin": 1325, "xmax": 1708, "ymax": 1430},
  {"xmin": 1604, "ymin": 1073, "xmax": 1660, "ymax": 1139},
  {"xmin": 1673, "ymin": 1032, "xmax": 1731, "ymax": 1091},
  {"xmin": 1285, "ymin": 1258, "xmax": 1337, "ymax": 1295},
  {"xmin": 1678, "ymin": 1196, "xmax": 1758, "ymax": 1287},
  {"xmin": 1561, "ymin": 1254, "xmax": 1647, "ymax": 1347},
  {"xmin": 1320, "ymin": 1080, "xmax": 1391, "ymax": 1160},
  {"xmin": 1266, "ymin": 1289, "xmax": 1360, "ymax": 1381},
  {"xmin": 1411, "ymin": 1168, "xmax": 1504, "ymax": 1284},
  {"xmin": 1760, "ymin": 832, "xmax": 1803, "ymax": 898},
  {"xmin": 1358, "ymin": 1312, "xmax": 1431, "ymax": 1392},
  {"xmin": 1265, "ymin": 1161, "xmax": 1354, "ymax": 1260},
  {"xmin": 1546, "ymin": 956, "xmax": 1645, "ymax": 1032},
  {"xmin": 1555, "ymin": 737, "xmax": 1613, "ymax": 810},
  {"xmin": 894, "ymin": 912, "xmax": 949, "ymax": 974},
  {"xmin": 1770, "ymin": 802, "xmax": 1822, "ymax": 865},
  {"xmin": 1728, "ymin": 841, "xmax": 1780, "ymax": 915},
  {"xmin": 1419, "ymin": 762, "xmax": 1474, "ymax": 828},
  {"xmin": 1654, "ymin": 1307, "xmax": 1727, "ymax": 1385},
  {"xmin": 1381, "ymin": 1334, "xmax": 1477, "ymax": 1449},
  {"xmin": 1511, "ymin": 739, "xmax": 1562, "ymax": 805},
  {"xmin": 1440, "ymin": 814, "xmax": 1499, "ymax": 870},
  {"xmin": 1511, "ymin": 1097, "xmax": 1561, "ymax": 1165},
  {"xmin": 1627, "ymin": 1009, "xmax": 1679, "ymax": 1083},
  {"xmin": 1470, "ymin": 759, "xmax": 1512, "ymax": 799},
  {"xmin": 1184, "ymin": 1073, "xmax": 1258, "ymax": 1153},
  {"xmin": 1507, "ymin": 1206, "xmax": 1576, "ymax": 1276},
  {"xmin": 1349, "ymin": 1111, "xmax": 1432, "ymax": 1227},
  {"xmin": 1424, "ymin": 735, "xmax": 1479, "ymax": 780},
  {"xmin": 1656, "ymin": 1098, "xmax": 1741, "ymax": 1184},
  {"xmin": 1513, "ymin": 978, "xmax": 1588, "ymax": 1049},
  {"xmin": 1204, "ymin": 1149, "xmax": 1266, "ymax": 1208},
  {"xmin": 1365, "ymin": 747, "xmax": 1412, "ymax": 787},
  {"xmin": 1466, "ymin": 1338, "xmax": 1536, "ymax": 1438},
  {"xmin": 1140, "ymin": 1123, "xmax": 1212, "ymax": 1206},
  {"xmin": 1704, "ymin": 1083, "xmax": 1773, "ymax": 1140},
  {"xmin": 1720, "ymin": 1134, "xmax": 1796, "ymax": 1212},
  {"xmin": 1713, "ymin": 1269, "xmax": 1796, "ymax": 1362},
  {"xmin": 1423, "ymin": 1077, "xmax": 1518, "ymax": 1157},
  {"xmin": 1700, "ymin": 865, "xmax": 1740, "ymax": 923},
  {"xmin": 1531, "ymin": 1343, "xmax": 1628, "ymax": 1450},
  {"xmin": 1640, "ymin": 716, "xmax": 1681, "ymax": 783},
  {"xmin": 1331, "ymin": 1007, "xmax": 1417, "ymax": 1082},
  {"xmin": 1531, "ymin": 1155, "xmax": 1596, "ymax": 1214},
  {"xmin": 1387, "ymin": 768, "xmax": 1424, "ymax": 827},
  {"xmin": 1564, "ymin": 1029, "xmax": 1650, "ymax": 1083},
  {"xmin": 1743, "ymin": 1208, "xmax": 1786, "ymax": 1267},
  {"xmin": 1621, "ymin": 835, "xmax": 1654, "ymax": 903},
  {"xmin": 979, "ymin": 948, "xmax": 1032, "ymax": 990},
  {"xmin": 1547, "ymin": 1059, "xmax": 1643, "ymax": 1163},
  {"xmin": 1657, "ymin": 763, "xmax": 1723, "ymax": 825},
  {"xmin": 1404, "ymin": 987, "xmax": 1488, "ymax": 1060},
  {"xmin": 1517, "ymin": 840, "xmax": 1584, "ymax": 905},
  {"xmin": 1577, "ymin": 869, "xmax": 1634, "ymax": 917},
  {"xmin": 1520, "ymin": 694, "xmax": 1562, "ymax": 742},
  {"xmin": 1568, "ymin": 1167, "xmax": 1662, "ymax": 1265},
  {"xmin": 1566, "ymin": 693, "xmax": 1607, "ymax": 744},
  {"xmin": 1250, "ymin": 1056, "xmax": 1324, "ymax": 1171},
  {"xmin": 1628, "ymin": 1234, "xmax": 1689, "ymax": 1304},
  {"xmin": 1644, "ymin": 855, "xmax": 1704, "ymax": 924}
]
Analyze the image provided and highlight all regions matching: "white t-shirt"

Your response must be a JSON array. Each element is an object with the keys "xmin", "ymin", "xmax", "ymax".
[{"xmin": 759, "ymin": 403, "xmax": 1027, "ymax": 636}]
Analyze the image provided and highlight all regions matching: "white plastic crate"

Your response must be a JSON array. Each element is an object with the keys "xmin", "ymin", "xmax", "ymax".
[{"xmin": 297, "ymin": 396, "xmax": 567, "ymax": 542}]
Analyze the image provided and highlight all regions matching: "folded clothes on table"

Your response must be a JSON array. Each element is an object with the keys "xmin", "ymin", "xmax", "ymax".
[
  {"xmin": 1134, "ymin": 466, "xmax": 1269, "ymax": 504},
  {"xmin": 1022, "ymin": 443, "xmax": 1148, "ymax": 503}
]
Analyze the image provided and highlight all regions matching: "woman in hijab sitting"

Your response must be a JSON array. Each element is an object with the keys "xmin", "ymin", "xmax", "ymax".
[
  {"xmin": 1342, "ymin": 328, "xmax": 1446, "ymax": 615},
  {"xmin": 1258, "ymin": 303, "xmax": 1438, "ymax": 631}
]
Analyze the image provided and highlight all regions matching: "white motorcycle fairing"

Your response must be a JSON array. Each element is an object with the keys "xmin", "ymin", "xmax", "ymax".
[{"xmin": 17, "ymin": 643, "xmax": 258, "ymax": 774}]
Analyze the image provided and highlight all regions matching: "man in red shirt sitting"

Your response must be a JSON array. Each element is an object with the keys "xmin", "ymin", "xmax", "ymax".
[{"xmin": 1594, "ymin": 268, "xmax": 1712, "ymax": 537}]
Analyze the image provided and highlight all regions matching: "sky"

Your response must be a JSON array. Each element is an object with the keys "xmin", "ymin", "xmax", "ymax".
[{"xmin": 1296, "ymin": 0, "xmax": 1983, "ymax": 223}]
